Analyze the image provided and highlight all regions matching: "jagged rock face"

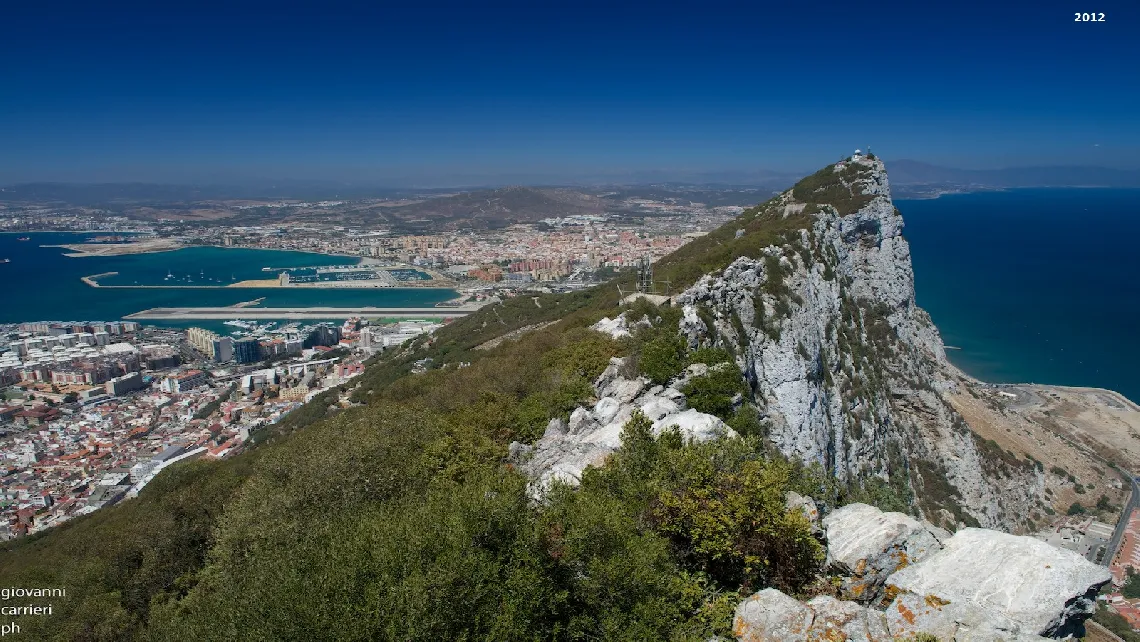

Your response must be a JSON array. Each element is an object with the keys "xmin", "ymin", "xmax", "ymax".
[
  {"xmin": 673, "ymin": 157, "xmax": 1041, "ymax": 530},
  {"xmin": 513, "ymin": 356, "xmax": 736, "ymax": 495}
]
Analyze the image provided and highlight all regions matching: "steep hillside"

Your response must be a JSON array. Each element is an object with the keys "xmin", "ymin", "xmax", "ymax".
[
  {"xmin": 0, "ymin": 158, "xmax": 1101, "ymax": 640},
  {"xmin": 667, "ymin": 155, "xmax": 1041, "ymax": 531}
]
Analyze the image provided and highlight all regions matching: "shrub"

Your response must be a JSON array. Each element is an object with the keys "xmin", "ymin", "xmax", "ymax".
[
  {"xmin": 1067, "ymin": 502, "xmax": 1086, "ymax": 516},
  {"xmin": 681, "ymin": 364, "xmax": 747, "ymax": 420},
  {"xmin": 638, "ymin": 333, "xmax": 690, "ymax": 385}
]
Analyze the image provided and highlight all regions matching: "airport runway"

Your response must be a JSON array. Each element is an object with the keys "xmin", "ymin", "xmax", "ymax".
[{"xmin": 124, "ymin": 305, "xmax": 481, "ymax": 320}]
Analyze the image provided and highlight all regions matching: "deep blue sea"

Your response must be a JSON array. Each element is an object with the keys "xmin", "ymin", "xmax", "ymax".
[
  {"xmin": 900, "ymin": 188, "xmax": 1140, "ymax": 404},
  {"xmin": 0, "ymin": 233, "xmax": 457, "ymax": 331}
]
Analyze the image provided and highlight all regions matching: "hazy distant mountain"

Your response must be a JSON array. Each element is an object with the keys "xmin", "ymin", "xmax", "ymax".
[
  {"xmin": 4, "ymin": 162, "xmax": 1136, "ymax": 208},
  {"xmin": 378, "ymin": 186, "xmax": 607, "ymax": 231},
  {"xmin": 0, "ymin": 181, "xmax": 419, "ymax": 205},
  {"xmin": 887, "ymin": 160, "xmax": 1140, "ymax": 188}
]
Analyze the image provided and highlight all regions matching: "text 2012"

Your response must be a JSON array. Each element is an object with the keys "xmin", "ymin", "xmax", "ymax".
[{"xmin": 1074, "ymin": 12, "xmax": 1106, "ymax": 21}]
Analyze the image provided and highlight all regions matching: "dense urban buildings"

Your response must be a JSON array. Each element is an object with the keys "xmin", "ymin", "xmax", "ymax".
[{"xmin": 0, "ymin": 316, "xmax": 442, "ymax": 539}]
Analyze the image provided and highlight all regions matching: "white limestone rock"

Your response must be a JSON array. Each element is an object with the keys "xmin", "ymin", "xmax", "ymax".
[
  {"xmin": 732, "ymin": 588, "xmax": 813, "ymax": 641},
  {"xmin": 885, "ymin": 527, "xmax": 1111, "ymax": 637},
  {"xmin": 671, "ymin": 157, "xmax": 1044, "ymax": 531},
  {"xmin": 805, "ymin": 595, "xmax": 890, "ymax": 641},
  {"xmin": 521, "ymin": 370, "xmax": 736, "ymax": 497},
  {"xmin": 600, "ymin": 377, "xmax": 646, "ymax": 404},
  {"xmin": 822, "ymin": 503, "xmax": 943, "ymax": 604},
  {"xmin": 651, "ymin": 408, "xmax": 732, "ymax": 441},
  {"xmin": 731, "ymin": 589, "xmax": 889, "ymax": 642},
  {"xmin": 591, "ymin": 315, "xmax": 631, "ymax": 339}
]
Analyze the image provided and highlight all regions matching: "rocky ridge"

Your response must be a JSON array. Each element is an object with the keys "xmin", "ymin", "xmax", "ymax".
[
  {"xmin": 512, "ymin": 353, "xmax": 736, "ymax": 493},
  {"xmin": 671, "ymin": 155, "xmax": 1042, "ymax": 531}
]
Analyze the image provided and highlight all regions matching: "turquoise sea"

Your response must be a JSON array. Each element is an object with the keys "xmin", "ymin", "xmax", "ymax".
[
  {"xmin": 0, "ymin": 234, "xmax": 457, "ymax": 331},
  {"xmin": 901, "ymin": 188, "xmax": 1140, "ymax": 404}
]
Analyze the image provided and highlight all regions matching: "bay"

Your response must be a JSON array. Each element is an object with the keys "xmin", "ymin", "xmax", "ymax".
[
  {"xmin": 0, "ymin": 233, "xmax": 457, "ymax": 329},
  {"xmin": 901, "ymin": 188, "xmax": 1140, "ymax": 404}
]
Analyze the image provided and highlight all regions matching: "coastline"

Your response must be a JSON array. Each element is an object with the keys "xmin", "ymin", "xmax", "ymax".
[{"xmin": 944, "ymin": 359, "xmax": 1139, "ymax": 408}]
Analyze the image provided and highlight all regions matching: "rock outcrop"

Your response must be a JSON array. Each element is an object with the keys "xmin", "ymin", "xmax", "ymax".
[
  {"xmin": 822, "ymin": 502, "xmax": 946, "ymax": 604},
  {"xmin": 514, "ymin": 355, "xmax": 736, "ymax": 494},
  {"xmin": 885, "ymin": 528, "xmax": 1110, "ymax": 638},
  {"xmin": 672, "ymin": 155, "xmax": 1042, "ymax": 530},
  {"xmin": 733, "ymin": 589, "xmax": 891, "ymax": 642},
  {"xmin": 733, "ymin": 502, "xmax": 1109, "ymax": 642}
]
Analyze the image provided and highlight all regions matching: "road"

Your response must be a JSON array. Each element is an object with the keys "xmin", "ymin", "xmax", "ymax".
[
  {"xmin": 124, "ymin": 305, "xmax": 482, "ymax": 320},
  {"xmin": 1104, "ymin": 475, "xmax": 1140, "ymax": 567}
]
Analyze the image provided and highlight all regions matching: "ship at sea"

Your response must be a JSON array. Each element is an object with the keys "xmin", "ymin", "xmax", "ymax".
[
  {"xmin": 0, "ymin": 258, "xmax": 9, "ymax": 264},
  {"xmin": 16, "ymin": 237, "xmax": 30, "ymax": 241}
]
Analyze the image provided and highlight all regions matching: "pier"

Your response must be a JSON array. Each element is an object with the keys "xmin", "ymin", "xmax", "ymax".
[{"xmin": 124, "ymin": 305, "xmax": 483, "ymax": 320}]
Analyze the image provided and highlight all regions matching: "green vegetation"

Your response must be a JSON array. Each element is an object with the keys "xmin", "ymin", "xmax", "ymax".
[
  {"xmin": 790, "ymin": 162, "xmax": 875, "ymax": 216},
  {"xmin": 1068, "ymin": 501, "xmax": 1087, "ymax": 516},
  {"xmin": 1093, "ymin": 603, "xmax": 1140, "ymax": 642},
  {"xmin": 1122, "ymin": 569, "xmax": 1140, "ymax": 600},
  {"xmin": 0, "ymin": 159, "xmax": 965, "ymax": 640},
  {"xmin": 681, "ymin": 363, "xmax": 747, "ymax": 420},
  {"xmin": 639, "ymin": 333, "xmax": 690, "ymax": 385}
]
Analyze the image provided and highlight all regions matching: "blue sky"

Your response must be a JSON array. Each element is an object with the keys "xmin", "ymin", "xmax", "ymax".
[{"xmin": 2, "ymin": 0, "xmax": 1136, "ymax": 184}]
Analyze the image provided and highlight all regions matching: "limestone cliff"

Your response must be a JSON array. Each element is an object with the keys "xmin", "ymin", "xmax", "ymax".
[{"xmin": 672, "ymin": 155, "xmax": 1042, "ymax": 531}]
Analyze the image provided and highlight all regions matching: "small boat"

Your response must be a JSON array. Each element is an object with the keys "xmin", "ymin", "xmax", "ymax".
[
  {"xmin": 16, "ymin": 237, "xmax": 30, "ymax": 241},
  {"xmin": 0, "ymin": 258, "xmax": 9, "ymax": 263}
]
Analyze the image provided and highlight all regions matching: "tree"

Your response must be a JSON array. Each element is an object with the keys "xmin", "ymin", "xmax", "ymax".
[
  {"xmin": 1123, "ymin": 568, "xmax": 1140, "ymax": 600},
  {"xmin": 681, "ymin": 363, "xmax": 746, "ymax": 420},
  {"xmin": 1067, "ymin": 502, "xmax": 1086, "ymax": 516},
  {"xmin": 63, "ymin": 392, "xmax": 79, "ymax": 404}
]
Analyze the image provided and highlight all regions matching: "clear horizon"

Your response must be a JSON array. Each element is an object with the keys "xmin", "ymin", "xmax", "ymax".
[{"xmin": 2, "ymin": 1, "xmax": 1136, "ymax": 183}]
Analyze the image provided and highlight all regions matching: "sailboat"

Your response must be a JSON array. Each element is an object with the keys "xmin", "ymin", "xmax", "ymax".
[{"xmin": 165, "ymin": 269, "xmax": 173, "ymax": 281}]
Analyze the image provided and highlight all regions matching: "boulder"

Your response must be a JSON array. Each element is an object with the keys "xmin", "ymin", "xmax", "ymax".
[
  {"xmin": 593, "ymin": 397, "xmax": 623, "ymax": 425},
  {"xmin": 593, "ymin": 356, "xmax": 626, "ymax": 393},
  {"xmin": 600, "ymin": 377, "xmax": 646, "ymax": 404},
  {"xmin": 805, "ymin": 595, "xmax": 890, "ymax": 640},
  {"xmin": 884, "ymin": 591, "xmax": 1047, "ymax": 641},
  {"xmin": 732, "ymin": 589, "xmax": 889, "ymax": 641},
  {"xmin": 640, "ymin": 396, "xmax": 681, "ymax": 421},
  {"xmin": 822, "ymin": 503, "xmax": 943, "ymax": 604},
  {"xmin": 885, "ymin": 527, "xmax": 1111, "ymax": 637},
  {"xmin": 651, "ymin": 408, "xmax": 733, "ymax": 441},
  {"xmin": 732, "ymin": 588, "xmax": 813, "ymax": 641},
  {"xmin": 591, "ymin": 316, "xmax": 631, "ymax": 339}
]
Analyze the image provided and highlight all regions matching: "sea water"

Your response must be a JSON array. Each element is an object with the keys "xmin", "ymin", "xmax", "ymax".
[
  {"xmin": 901, "ymin": 188, "xmax": 1140, "ymax": 403},
  {"xmin": 0, "ymin": 233, "xmax": 457, "ymax": 326}
]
